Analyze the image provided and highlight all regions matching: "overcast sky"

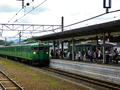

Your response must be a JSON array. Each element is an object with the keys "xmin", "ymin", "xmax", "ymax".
[{"xmin": 0, "ymin": 0, "xmax": 120, "ymax": 41}]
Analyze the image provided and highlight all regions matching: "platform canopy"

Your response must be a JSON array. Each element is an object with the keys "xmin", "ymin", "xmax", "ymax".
[{"xmin": 33, "ymin": 19, "xmax": 120, "ymax": 42}]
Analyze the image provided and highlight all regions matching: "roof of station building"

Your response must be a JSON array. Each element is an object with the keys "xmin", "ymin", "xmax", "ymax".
[{"xmin": 33, "ymin": 19, "xmax": 120, "ymax": 42}]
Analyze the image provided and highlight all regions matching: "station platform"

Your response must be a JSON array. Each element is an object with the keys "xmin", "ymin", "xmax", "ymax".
[{"xmin": 49, "ymin": 58, "xmax": 120, "ymax": 84}]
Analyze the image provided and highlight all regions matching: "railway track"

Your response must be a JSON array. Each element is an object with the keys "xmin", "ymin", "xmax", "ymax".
[
  {"xmin": 42, "ymin": 67, "xmax": 120, "ymax": 90},
  {"xmin": 0, "ymin": 70, "xmax": 24, "ymax": 90}
]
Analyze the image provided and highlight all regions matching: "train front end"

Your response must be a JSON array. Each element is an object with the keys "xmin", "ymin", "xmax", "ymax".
[{"xmin": 38, "ymin": 44, "xmax": 50, "ymax": 66}]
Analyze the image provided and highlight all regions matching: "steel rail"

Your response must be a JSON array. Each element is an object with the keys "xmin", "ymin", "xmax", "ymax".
[
  {"xmin": 0, "ymin": 70, "xmax": 24, "ymax": 90},
  {"xmin": 0, "ymin": 82, "xmax": 6, "ymax": 90},
  {"xmin": 42, "ymin": 67, "xmax": 120, "ymax": 90}
]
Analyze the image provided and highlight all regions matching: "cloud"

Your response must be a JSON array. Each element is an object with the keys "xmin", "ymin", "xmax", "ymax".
[
  {"xmin": 0, "ymin": 4, "xmax": 20, "ymax": 13},
  {"xmin": 16, "ymin": 17, "xmax": 30, "ymax": 23},
  {"xmin": 25, "ymin": 6, "xmax": 50, "ymax": 15},
  {"xmin": 0, "ymin": 3, "xmax": 49, "ymax": 15}
]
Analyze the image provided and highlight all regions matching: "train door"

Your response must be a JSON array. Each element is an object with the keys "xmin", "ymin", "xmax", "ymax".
[
  {"xmin": 44, "ymin": 47, "xmax": 49, "ymax": 59},
  {"xmin": 38, "ymin": 44, "xmax": 44, "ymax": 60},
  {"xmin": 38, "ymin": 44, "xmax": 49, "ymax": 60}
]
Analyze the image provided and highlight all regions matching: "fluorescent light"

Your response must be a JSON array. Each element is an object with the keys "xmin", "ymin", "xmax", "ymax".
[{"xmin": 113, "ymin": 35, "xmax": 119, "ymax": 37}]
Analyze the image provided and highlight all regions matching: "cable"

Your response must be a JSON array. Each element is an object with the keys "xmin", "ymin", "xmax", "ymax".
[
  {"xmin": 7, "ymin": 9, "xmax": 23, "ymax": 23},
  {"xmin": 10, "ymin": 0, "xmax": 47, "ymax": 37},
  {"xmin": 14, "ymin": 0, "xmax": 47, "ymax": 23},
  {"xmin": 64, "ymin": 9, "xmax": 120, "ymax": 28},
  {"xmin": 8, "ymin": 8, "xmax": 120, "ymax": 38},
  {"xmin": 7, "ymin": 0, "xmax": 34, "ymax": 23}
]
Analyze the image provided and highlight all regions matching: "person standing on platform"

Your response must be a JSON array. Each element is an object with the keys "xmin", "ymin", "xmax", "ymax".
[
  {"xmin": 56, "ymin": 49, "xmax": 58, "ymax": 59},
  {"xmin": 59, "ymin": 50, "xmax": 62, "ymax": 59},
  {"xmin": 93, "ymin": 49, "xmax": 96, "ymax": 62},
  {"xmin": 81, "ymin": 50, "xmax": 84, "ymax": 61},
  {"xmin": 83, "ymin": 50, "xmax": 86, "ymax": 61},
  {"xmin": 51, "ymin": 50, "xmax": 54, "ymax": 58},
  {"xmin": 87, "ymin": 48, "xmax": 90, "ymax": 60},
  {"xmin": 64, "ymin": 50, "xmax": 67, "ymax": 59},
  {"xmin": 113, "ymin": 50, "xmax": 116, "ymax": 63},
  {"xmin": 78, "ymin": 50, "xmax": 81, "ymax": 61},
  {"xmin": 90, "ymin": 50, "xmax": 93, "ymax": 61},
  {"xmin": 115, "ymin": 48, "xmax": 118, "ymax": 64},
  {"xmin": 98, "ymin": 48, "xmax": 101, "ymax": 63},
  {"xmin": 105, "ymin": 49, "xmax": 109, "ymax": 64}
]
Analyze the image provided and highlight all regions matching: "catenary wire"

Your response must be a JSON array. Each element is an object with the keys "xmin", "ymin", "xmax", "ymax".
[
  {"xmin": 7, "ymin": 0, "xmax": 34, "ymax": 23},
  {"xmin": 64, "ymin": 9, "xmax": 120, "ymax": 28},
  {"xmin": 14, "ymin": 0, "xmax": 47, "ymax": 23}
]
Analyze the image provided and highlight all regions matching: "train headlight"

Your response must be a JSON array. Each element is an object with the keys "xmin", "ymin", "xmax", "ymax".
[
  {"xmin": 46, "ymin": 52, "xmax": 48, "ymax": 54},
  {"xmin": 33, "ymin": 52, "xmax": 36, "ymax": 54}
]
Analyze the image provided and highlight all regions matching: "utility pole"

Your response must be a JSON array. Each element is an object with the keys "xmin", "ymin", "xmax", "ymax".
[
  {"xmin": 61, "ymin": 16, "xmax": 64, "ymax": 59},
  {"xmin": 61, "ymin": 16, "xmax": 64, "ymax": 31},
  {"xmin": 5, "ymin": 37, "xmax": 7, "ymax": 45},
  {"xmin": 19, "ymin": 31, "xmax": 21, "ymax": 44}
]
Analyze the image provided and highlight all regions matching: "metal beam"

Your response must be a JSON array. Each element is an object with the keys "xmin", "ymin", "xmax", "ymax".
[{"xmin": 0, "ymin": 23, "xmax": 61, "ymax": 39}]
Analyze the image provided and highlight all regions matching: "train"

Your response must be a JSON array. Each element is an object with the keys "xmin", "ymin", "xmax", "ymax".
[{"xmin": 0, "ymin": 43, "xmax": 50, "ymax": 66}]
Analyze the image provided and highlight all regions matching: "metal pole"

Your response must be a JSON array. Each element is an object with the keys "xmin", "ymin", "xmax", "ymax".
[
  {"xmin": 53, "ymin": 40, "xmax": 55, "ymax": 52},
  {"xmin": 5, "ymin": 37, "xmax": 7, "ymax": 45},
  {"xmin": 62, "ymin": 42, "xmax": 64, "ymax": 59},
  {"xmin": 19, "ymin": 31, "xmax": 21, "ymax": 44},
  {"xmin": 61, "ymin": 16, "xmax": 64, "ymax": 59},
  {"xmin": 103, "ymin": 32, "xmax": 106, "ymax": 64},
  {"xmin": 72, "ymin": 37, "xmax": 75, "ymax": 60},
  {"xmin": 96, "ymin": 36, "xmax": 98, "ymax": 51},
  {"xmin": 61, "ymin": 16, "xmax": 64, "ymax": 31}
]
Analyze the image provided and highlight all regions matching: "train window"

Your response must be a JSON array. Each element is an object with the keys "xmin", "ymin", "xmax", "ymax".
[
  {"xmin": 39, "ymin": 44, "xmax": 43, "ymax": 47},
  {"xmin": 45, "ymin": 47, "xmax": 49, "ymax": 51},
  {"xmin": 39, "ymin": 47, "xmax": 43, "ymax": 50},
  {"xmin": 28, "ymin": 48, "xmax": 31, "ymax": 52},
  {"xmin": 24, "ymin": 48, "xmax": 26, "ymax": 52},
  {"xmin": 31, "ymin": 47, "xmax": 38, "ymax": 50}
]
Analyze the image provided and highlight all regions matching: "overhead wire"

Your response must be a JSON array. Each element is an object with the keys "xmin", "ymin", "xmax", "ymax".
[
  {"xmin": 64, "ymin": 9, "xmax": 120, "ymax": 28},
  {"xmin": 14, "ymin": 0, "xmax": 47, "ymax": 23},
  {"xmin": 11, "ymin": 0, "xmax": 47, "ymax": 38},
  {"xmin": 7, "ymin": 0, "xmax": 35, "ymax": 23},
  {"xmin": 7, "ymin": 9, "xmax": 23, "ymax": 23},
  {"xmin": 7, "ymin": 1, "xmax": 120, "ymax": 39}
]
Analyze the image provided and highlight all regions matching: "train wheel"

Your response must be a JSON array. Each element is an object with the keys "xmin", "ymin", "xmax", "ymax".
[{"xmin": 29, "ymin": 61, "xmax": 33, "ymax": 65}]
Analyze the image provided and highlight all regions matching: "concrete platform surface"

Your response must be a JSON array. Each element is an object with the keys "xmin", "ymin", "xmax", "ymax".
[{"xmin": 50, "ymin": 59, "xmax": 120, "ymax": 84}]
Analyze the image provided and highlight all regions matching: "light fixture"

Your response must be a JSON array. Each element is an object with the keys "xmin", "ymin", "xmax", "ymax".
[
  {"xmin": 113, "ymin": 35, "xmax": 119, "ymax": 37},
  {"xmin": 75, "ymin": 39, "xmax": 79, "ymax": 40},
  {"xmin": 33, "ymin": 52, "xmax": 36, "ymax": 54},
  {"xmin": 85, "ymin": 38, "xmax": 89, "ymax": 40}
]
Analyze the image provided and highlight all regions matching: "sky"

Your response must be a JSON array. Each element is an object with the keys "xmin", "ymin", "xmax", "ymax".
[{"xmin": 0, "ymin": 0, "xmax": 120, "ymax": 41}]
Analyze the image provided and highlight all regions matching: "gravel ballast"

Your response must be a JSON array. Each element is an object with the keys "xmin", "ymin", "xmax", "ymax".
[{"xmin": 0, "ymin": 58, "xmax": 93, "ymax": 90}]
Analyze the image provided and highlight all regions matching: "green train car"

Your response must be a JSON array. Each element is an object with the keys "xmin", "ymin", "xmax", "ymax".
[{"xmin": 0, "ymin": 43, "xmax": 50, "ymax": 65}]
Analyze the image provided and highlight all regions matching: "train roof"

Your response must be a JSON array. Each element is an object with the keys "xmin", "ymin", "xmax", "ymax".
[
  {"xmin": 70, "ymin": 41, "xmax": 116, "ymax": 46},
  {"xmin": 70, "ymin": 42, "xmax": 91, "ymax": 46},
  {"xmin": 0, "ymin": 43, "xmax": 49, "ymax": 47}
]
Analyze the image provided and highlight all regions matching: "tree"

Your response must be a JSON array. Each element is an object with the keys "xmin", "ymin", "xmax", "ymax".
[
  {"xmin": 7, "ymin": 40, "xmax": 14, "ymax": 45},
  {"xmin": 67, "ymin": 42, "xmax": 72, "ymax": 52},
  {"xmin": 22, "ymin": 38, "xmax": 41, "ymax": 42},
  {"xmin": 0, "ymin": 40, "xmax": 5, "ymax": 45}
]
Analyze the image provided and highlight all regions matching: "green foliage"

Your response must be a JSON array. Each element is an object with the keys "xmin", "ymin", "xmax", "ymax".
[
  {"xmin": 67, "ymin": 42, "xmax": 72, "ymax": 52},
  {"xmin": 76, "ymin": 41, "xmax": 83, "ymax": 44},
  {"xmin": 0, "ymin": 40, "xmax": 5, "ymax": 45},
  {"xmin": 0, "ymin": 39, "xmax": 14, "ymax": 45},
  {"xmin": 22, "ymin": 38, "xmax": 41, "ymax": 42},
  {"xmin": 51, "ymin": 82, "xmax": 60, "ymax": 86},
  {"xmin": 6, "ymin": 40, "xmax": 14, "ymax": 45},
  {"xmin": 48, "ymin": 76, "xmax": 60, "ymax": 87}
]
